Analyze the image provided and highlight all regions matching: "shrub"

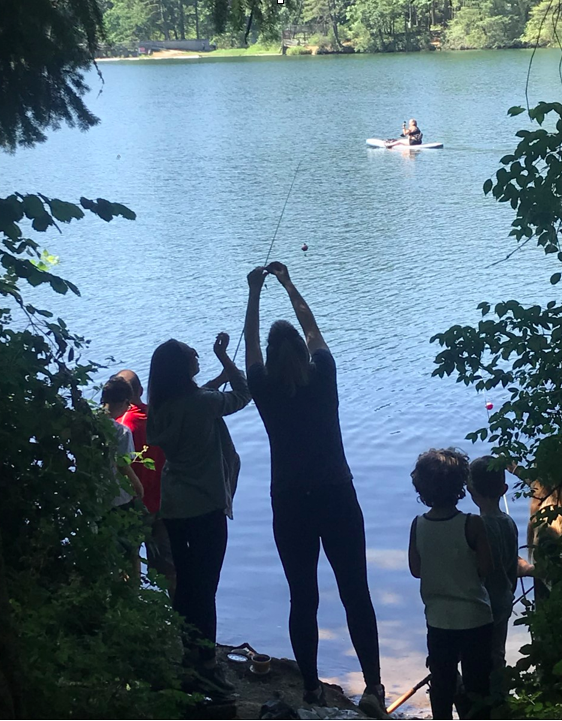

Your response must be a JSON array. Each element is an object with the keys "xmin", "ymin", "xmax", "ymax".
[
  {"xmin": 0, "ymin": 193, "xmax": 196, "ymax": 719},
  {"xmin": 286, "ymin": 45, "xmax": 313, "ymax": 54},
  {"xmin": 431, "ymin": 102, "xmax": 562, "ymax": 718}
]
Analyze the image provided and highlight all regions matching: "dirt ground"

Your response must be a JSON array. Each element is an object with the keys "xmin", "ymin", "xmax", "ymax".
[{"xmin": 190, "ymin": 645, "xmax": 428, "ymax": 720}]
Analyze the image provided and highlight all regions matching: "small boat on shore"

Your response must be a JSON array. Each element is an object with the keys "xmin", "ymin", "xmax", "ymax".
[{"xmin": 366, "ymin": 138, "xmax": 444, "ymax": 150}]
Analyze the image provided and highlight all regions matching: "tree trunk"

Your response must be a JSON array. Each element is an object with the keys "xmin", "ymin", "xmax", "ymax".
[
  {"xmin": 328, "ymin": 0, "xmax": 343, "ymax": 49},
  {"xmin": 160, "ymin": 0, "xmax": 170, "ymax": 39},
  {"xmin": 244, "ymin": 3, "xmax": 255, "ymax": 46},
  {"xmin": 194, "ymin": 0, "xmax": 200, "ymax": 39},
  {"xmin": 178, "ymin": 0, "xmax": 186, "ymax": 40}
]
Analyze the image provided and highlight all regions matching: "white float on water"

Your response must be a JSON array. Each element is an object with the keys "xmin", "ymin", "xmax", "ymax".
[{"xmin": 366, "ymin": 138, "xmax": 444, "ymax": 150}]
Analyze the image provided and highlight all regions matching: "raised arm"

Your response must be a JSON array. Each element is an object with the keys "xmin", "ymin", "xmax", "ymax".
[
  {"xmin": 203, "ymin": 369, "xmax": 228, "ymax": 390},
  {"xmin": 244, "ymin": 267, "xmax": 266, "ymax": 373},
  {"xmin": 210, "ymin": 332, "xmax": 251, "ymax": 415},
  {"xmin": 266, "ymin": 262, "xmax": 329, "ymax": 355}
]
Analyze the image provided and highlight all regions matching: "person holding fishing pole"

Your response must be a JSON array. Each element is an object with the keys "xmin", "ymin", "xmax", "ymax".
[
  {"xmin": 243, "ymin": 262, "xmax": 387, "ymax": 719},
  {"xmin": 386, "ymin": 118, "xmax": 423, "ymax": 148}
]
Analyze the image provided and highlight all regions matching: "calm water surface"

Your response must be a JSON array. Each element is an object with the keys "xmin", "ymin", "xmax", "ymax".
[{"xmin": 3, "ymin": 49, "xmax": 562, "ymax": 709}]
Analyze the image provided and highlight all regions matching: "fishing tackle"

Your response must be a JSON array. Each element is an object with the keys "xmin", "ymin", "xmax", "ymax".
[{"xmin": 228, "ymin": 160, "xmax": 304, "ymax": 366}]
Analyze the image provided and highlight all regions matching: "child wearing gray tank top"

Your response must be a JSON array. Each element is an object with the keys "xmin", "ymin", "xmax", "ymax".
[
  {"xmin": 408, "ymin": 448, "xmax": 494, "ymax": 720},
  {"xmin": 468, "ymin": 456, "xmax": 532, "ymax": 675}
]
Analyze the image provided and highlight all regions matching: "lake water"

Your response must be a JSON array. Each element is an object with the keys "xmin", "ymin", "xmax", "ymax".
[{"xmin": 3, "ymin": 48, "xmax": 562, "ymax": 712}]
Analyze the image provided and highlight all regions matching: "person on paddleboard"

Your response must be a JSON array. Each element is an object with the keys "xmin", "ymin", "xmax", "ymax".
[{"xmin": 386, "ymin": 118, "xmax": 423, "ymax": 148}]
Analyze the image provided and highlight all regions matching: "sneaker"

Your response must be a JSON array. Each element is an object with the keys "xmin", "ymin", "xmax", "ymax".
[
  {"xmin": 198, "ymin": 663, "xmax": 236, "ymax": 695},
  {"xmin": 303, "ymin": 684, "xmax": 328, "ymax": 707},
  {"xmin": 359, "ymin": 684, "xmax": 388, "ymax": 719}
]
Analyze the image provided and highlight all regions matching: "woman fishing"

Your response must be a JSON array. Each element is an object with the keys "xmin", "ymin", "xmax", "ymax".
[
  {"xmin": 147, "ymin": 333, "xmax": 251, "ymax": 693},
  {"xmin": 244, "ymin": 263, "xmax": 386, "ymax": 718}
]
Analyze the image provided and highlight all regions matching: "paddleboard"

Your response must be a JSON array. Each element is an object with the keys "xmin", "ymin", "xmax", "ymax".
[{"xmin": 366, "ymin": 138, "xmax": 444, "ymax": 150}]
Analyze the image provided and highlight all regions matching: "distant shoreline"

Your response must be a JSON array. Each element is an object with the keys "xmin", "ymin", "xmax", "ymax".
[
  {"xmin": 95, "ymin": 45, "xmax": 548, "ymax": 62},
  {"xmin": 96, "ymin": 49, "xmax": 281, "ymax": 62}
]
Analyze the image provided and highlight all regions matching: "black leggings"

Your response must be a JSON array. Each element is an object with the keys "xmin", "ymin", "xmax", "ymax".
[
  {"xmin": 165, "ymin": 510, "xmax": 227, "ymax": 660},
  {"xmin": 272, "ymin": 483, "xmax": 381, "ymax": 692},
  {"xmin": 427, "ymin": 623, "xmax": 493, "ymax": 720}
]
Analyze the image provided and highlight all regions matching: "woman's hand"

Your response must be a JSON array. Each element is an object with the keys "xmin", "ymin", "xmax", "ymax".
[
  {"xmin": 266, "ymin": 261, "xmax": 291, "ymax": 287},
  {"xmin": 214, "ymin": 332, "xmax": 230, "ymax": 362},
  {"xmin": 247, "ymin": 266, "xmax": 266, "ymax": 292}
]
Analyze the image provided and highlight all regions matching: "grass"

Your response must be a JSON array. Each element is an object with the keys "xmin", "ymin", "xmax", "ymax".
[{"xmin": 207, "ymin": 43, "xmax": 281, "ymax": 57}]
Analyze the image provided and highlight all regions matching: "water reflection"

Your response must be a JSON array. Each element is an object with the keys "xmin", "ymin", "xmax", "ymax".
[{"xmin": 0, "ymin": 48, "xmax": 555, "ymax": 697}]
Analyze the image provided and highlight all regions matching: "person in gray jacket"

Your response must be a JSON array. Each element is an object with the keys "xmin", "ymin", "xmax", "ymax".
[{"xmin": 147, "ymin": 332, "xmax": 250, "ymax": 693}]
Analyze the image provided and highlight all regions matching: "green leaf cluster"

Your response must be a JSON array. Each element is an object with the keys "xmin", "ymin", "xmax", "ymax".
[
  {"xmin": 483, "ymin": 102, "xmax": 562, "ymax": 262},
  {"xmin": 0, "ymin": 0, "xmax": 107, "ymax": 151},
  {"xmin": 0, "ymin": 194, "xmax": 197, "ymax": 719},
  {"xmin": 99, "ymin": 0, "xmax": 560, "ymax": 52},
  {"xmin": 434, "ymin": 104, "xmax": 562, "ymax": 716}
]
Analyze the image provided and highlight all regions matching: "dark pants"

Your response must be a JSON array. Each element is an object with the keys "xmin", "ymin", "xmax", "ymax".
[
  {"xmin": 272, "ymin": 483, "xmax": 381, "ymax": 692},
  {"xmin": 146, "ymin": 514, "xmax": 177, "ymax": 601},
  {"xmin": 427, "ymin": 623, "xmax": 493, "ymax": 720},
  {"xmin": 491, "ymin": 618, "xmax": 509, "ymax": 673},
  {"xmin": 165, "ymin": 510, "xmax": 227, "ymax": 660}
]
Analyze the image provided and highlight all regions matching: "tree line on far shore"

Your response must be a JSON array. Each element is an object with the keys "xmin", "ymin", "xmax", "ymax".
[{"xmin": 100, "ymin": 0, "xmax": 561, "ymax": 54}]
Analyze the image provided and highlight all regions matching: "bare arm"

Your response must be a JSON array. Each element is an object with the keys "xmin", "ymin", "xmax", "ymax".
[
  {"xmin": 466, "ymin": 514, "xmax": 494, "ymax": 578},
  {"xmin": 210, "ymin": 333, "xmax": 251, "ymax": 415},
  {"xmin": 244, "ymin": 267, "xmax": 266, "ymax": 373},
  {"xmin": 266, "ymin": 262, "xmax": 328, "ymax": 355},
  {"xmin": 507, "ymin": 461, "xmax": 535, "ymax": 489},
  {"xmin": 408, "ymin": 518, "xmax": 421, "ymax": 579},
  {"xmin": 119, "ymin": 462, "xmax": 144, "ymax": 499},
  {"xmin": 203, "ymin": 369, "xmax": 228, "ymax": 390},
  {"xmin": 517, "ymin": 556, "xmax": 535, "ymax": 577}
]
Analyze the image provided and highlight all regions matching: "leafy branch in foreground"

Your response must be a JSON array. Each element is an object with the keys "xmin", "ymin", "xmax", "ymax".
[
  {"xmin": 432, "ymin": 103, "xmax": 562, "ymax": 718},
  {"xmin": 484, "ymin": 102, "xmax": 562, "ymax": 282},
  {"xmin": 0, "ymin": 0, "xmax": 107, "ymax": 151},
  {"xmin": 0, "ymin": 194, "xmax": 197, "ymax": 719}
]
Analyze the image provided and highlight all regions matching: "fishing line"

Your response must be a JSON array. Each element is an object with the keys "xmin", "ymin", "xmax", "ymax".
[{"xmin": 228, "ymin": 159, "xmax": 304, "ymax": 367}]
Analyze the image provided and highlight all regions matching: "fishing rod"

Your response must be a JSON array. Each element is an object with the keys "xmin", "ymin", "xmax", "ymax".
[
  {"xmin": 228, "ymin": 159, "xmax": 304, "ymax": 365},
  {"xmin": 386, "ymin": 674, "xmax": 431, "ymax": 714}
]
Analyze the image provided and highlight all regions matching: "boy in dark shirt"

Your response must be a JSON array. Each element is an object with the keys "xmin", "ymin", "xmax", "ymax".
[{"xmin": 468, "ymin": 457, "xmax": 519, "ymax": 671}]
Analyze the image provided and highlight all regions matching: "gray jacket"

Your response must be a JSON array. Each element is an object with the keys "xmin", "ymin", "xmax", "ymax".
[{"xmin": 147, "ymin": 368, "xmax": 251, "ymax": 519}]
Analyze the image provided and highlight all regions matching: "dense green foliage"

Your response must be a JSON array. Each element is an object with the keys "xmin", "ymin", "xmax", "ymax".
[
  {"xmin": 99, "ymin": 0, "xmax": 295, "ymax": 45},
  {"xmin": 0, "ymin": 0, "xmax": 107, "ymax": 151},
  {"xmin": 100, "ymin": 0, "xmax": 562, "ymax": 51},
  {"xmin": 0, "ymin": 6, "xmax": 200, "ymax": 717},
  {"xmin": 0, "ymin": 194, "xmax": 196, "ymax": 719},
  {"xmin": 432, "ymin": 102, "xmax": 562, "ymax": 717},
  {"xmin": 444, "ymin": 0, "xmax": 532, "ymax": 50},
  {"xmin": 522, "ymin": 0, "xmax": 562, "ymax": 46}
]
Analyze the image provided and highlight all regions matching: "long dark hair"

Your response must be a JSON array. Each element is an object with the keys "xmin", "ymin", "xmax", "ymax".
[
  {"xmin": 148, "ymin": 339, "xmax": 197, "ymax": 410},
  {"xmin": 265, "ymin": 320, "xmax": 310, "ymax": 397}
]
